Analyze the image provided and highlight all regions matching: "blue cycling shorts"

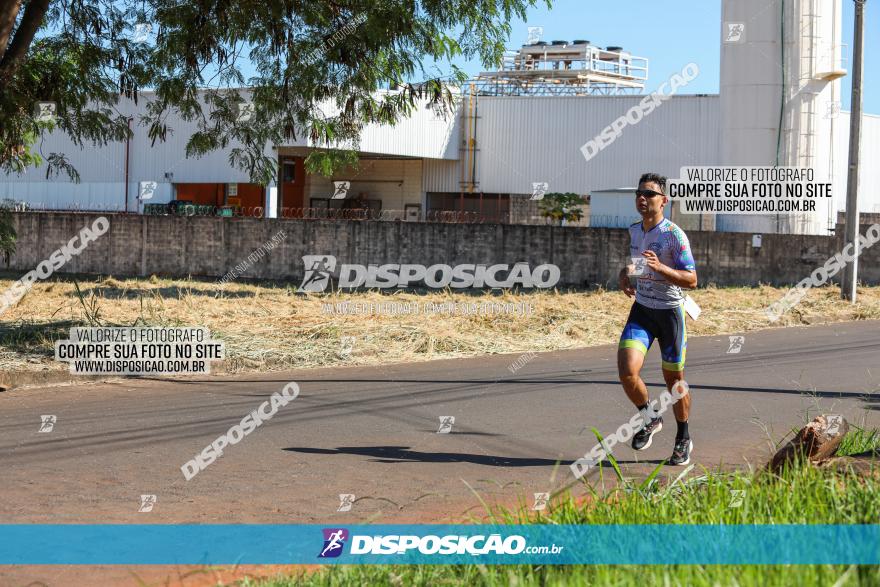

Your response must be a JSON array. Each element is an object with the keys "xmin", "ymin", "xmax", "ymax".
[{"xmin": 619, "ymin": 301, "xmax": 687, "ymax": 371}]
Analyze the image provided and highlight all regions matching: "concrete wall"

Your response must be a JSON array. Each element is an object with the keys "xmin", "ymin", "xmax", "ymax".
[{"xmin": 6, "ymin": 212, "xmax": 880, "ymax": 288}]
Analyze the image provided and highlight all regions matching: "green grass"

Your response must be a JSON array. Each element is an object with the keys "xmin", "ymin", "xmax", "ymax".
[
  {"xmin": 247, "ymin": 565, "xmax": 879, "ymax": 587},
  {"xmin": 235, "ymin": 429, "xmax": 880, "ymax": 587},
  {"xmin": 839, "ymin": 426, "xmax": 880, "ymax": 457}
]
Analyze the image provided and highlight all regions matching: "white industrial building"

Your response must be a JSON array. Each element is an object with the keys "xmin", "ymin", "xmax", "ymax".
[{"xmin": 2, "ymin": 0, "xmax": 878, "ymax": 234}]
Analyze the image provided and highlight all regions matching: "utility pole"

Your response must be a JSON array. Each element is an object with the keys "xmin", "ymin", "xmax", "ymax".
[{"xmin": 841, "ymin": 0, "xmax": 866, "ymax": 302}]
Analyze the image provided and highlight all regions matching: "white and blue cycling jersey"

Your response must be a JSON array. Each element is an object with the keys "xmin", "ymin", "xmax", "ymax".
[{"xmin": 628, "ymin": 218, "xmax": 696, "ymax": 310}]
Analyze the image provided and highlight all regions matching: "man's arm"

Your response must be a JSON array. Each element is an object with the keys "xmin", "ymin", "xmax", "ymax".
[
  {"xmin": 642, "ymin": 251, "xmax": 698, "ymax": 288},
  {"xmin": 619, "ymin": 266, "xmax": 636, "ymax": 297}
]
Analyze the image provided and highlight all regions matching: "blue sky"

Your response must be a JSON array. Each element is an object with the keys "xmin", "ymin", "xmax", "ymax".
[{"xmin": 432, "ymin": 0, "xmax": 877, "ymax": 114}]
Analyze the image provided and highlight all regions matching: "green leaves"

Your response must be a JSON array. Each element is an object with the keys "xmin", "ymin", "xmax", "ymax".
[
  {"xmin": 538, "ymin": 192, "xmax": 588, "ymax": 225},
  {"xmin": 304, "ymin": 149, "xmax": 360, "ymax": 177},
  {"xmin": 0, "ymin": 203, "xmax": 16, "ymax": 266},
  {"xmin": 1, "ymin": 0, "xmax": 544, "ymax": 183}
]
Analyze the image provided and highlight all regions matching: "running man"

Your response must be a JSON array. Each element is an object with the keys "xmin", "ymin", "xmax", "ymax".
[{"xmin": 618, "ymin": 173, "xmax": 697, "ymax": 465}]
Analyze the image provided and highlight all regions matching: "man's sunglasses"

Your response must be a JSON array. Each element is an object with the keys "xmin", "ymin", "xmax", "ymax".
[{"xmin": 635, "ymin": 189, "xmax": 664, "ymax": 198}]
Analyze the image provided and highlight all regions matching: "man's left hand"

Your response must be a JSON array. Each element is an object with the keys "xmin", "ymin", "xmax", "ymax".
[{"xmin": 642, "ymin": 250, "xmax": 667, "ymax": 276}]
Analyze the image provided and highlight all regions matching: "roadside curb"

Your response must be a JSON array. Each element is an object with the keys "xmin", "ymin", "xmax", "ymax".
[{"xmin": 0, "ymin": 370, "xmax": 109, "ymax": 392}]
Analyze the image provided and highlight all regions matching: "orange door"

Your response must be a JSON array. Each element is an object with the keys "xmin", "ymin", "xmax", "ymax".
[
  {"xmin": 280, "ymin": 157, "xmax": 305, "ymax": 209},
  {"xmin": 175, "ymin": 183, "xmax": 224, "ymax": 205},
  {"xmin": 236, "ymin": 183, "xmax": 265, "ymax": 208}
]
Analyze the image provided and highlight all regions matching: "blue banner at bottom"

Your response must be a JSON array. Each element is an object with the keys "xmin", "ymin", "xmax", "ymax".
[{"xmin": 1, "ymin": 525, "xmax": 878, "ymax": 565}]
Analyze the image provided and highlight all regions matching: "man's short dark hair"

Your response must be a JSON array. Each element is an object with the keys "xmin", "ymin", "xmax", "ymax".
[{"xmin": 639, "ymin": 172, "xmax": 667, "ymax": 194}]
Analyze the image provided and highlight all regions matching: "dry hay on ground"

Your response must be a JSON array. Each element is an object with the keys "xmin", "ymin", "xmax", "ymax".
[{"xmin": 1, "ymin": 276, "xmax": 879, "ymax": 376}]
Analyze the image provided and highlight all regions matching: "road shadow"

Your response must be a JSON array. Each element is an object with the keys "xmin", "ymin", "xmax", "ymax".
[
  {"xmin": 0, "ymin": 320, "xmax": 79, "ymax": 357},
  {"xmin": 864, "ymin": 398, "xmax": 880, "ymax": 411},
  {"xmin": 285, "ymin": 445, "xmax": 571, "ymax": 467},
  {"xmin": 608, "ymin": 459, "xmax": 669, "ymax": 465},
  {"xmin": 172, "ymin": 375, "xmax": 879, "ymax": 402}
]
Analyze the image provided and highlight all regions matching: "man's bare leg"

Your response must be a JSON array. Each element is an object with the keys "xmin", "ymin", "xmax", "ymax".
[
  {"xmin": 663, "ymin": 367, "xmax": 693, "ymax": 464},
  {"xmin": 662, "ymin": 368, "xmax": 690, "ymax": 422},
  {"xmin": 619, "ymin": 347, "xmax": 666, "ymax": 451},
  {"xmin": 618, "ymin": 348, "xmax": 648, "ymax": 406}
]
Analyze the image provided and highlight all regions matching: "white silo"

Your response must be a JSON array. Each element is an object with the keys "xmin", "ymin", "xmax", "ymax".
[{"xmin": 718, "ymin": 0, "xmax": 845, "ymax": 234}]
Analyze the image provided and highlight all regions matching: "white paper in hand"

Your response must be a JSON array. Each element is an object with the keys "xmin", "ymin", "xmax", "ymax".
[{"xmin": 683, "ymin": 295, "xmax": 701, "ymax": 320}]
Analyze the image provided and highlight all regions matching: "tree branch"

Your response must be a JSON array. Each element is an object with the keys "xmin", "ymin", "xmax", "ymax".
[
  {"xmin": 0, "ymin": 0, "xmax": 50, "ymax": 88},
  {"xmin": 0, "ymin": 0, "xmax": 22, "ymax": 59}
]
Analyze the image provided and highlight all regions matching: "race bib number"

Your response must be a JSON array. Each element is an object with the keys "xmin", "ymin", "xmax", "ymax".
[{"xmin": 683, "ymin": 295, "xmax": 701, "ymax": 320}]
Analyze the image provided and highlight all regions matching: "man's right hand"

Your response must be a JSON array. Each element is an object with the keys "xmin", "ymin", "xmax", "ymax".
[{"xmin": 619, "ymin": 268, "xmax": 636, "ymax": 298}]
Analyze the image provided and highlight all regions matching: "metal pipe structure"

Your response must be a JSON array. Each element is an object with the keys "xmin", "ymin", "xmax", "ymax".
[{"xmin": 124, "ymin": 117, "xmax": 132, "ymax": 213}]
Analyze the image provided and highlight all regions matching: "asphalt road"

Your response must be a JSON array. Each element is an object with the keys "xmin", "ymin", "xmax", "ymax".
[{"xmin": 1, "ymin": 322, "xmax": 879, "ymax": 573}]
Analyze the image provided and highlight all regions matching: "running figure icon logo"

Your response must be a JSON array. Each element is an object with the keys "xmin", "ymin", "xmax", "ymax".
[
  {"xmin": 530, "ymin": 182, "xmax": 548, "ymax": 201},
  {"xmin": 437, "ymin": 416, "xmax": 455, "ymax": 434},
  {"xmin": 630, "ymin": 257, "xmax": 647, "ymax": 277},
  {"xmin": 725, "ymin": 23, "xmax": 745, "ymax": 43},
  {"xmin": 133, "ymin": 22, "xmax": 152, "ymax": 43},
  {"xmin": 826, "ymin": 415, "xmax": 843, "ymax": 436},
  {"xmin": 338, "ymin": 336, "xmax": 355, "ymax": 358},
  {"xmin": 34, "ymin": 101, "xmax": 57, "ymax": 123},
  {"xmin": 299, "ymin": 255, "xmax": 337, "ymax": 292},
  {"xmin": 237, "ymin": 102, "xmax": 255, "ymax": 123},
  {"xmin": 332, "ymin": 181, "xmax": 350, "ymax": 200},
  {"xmin": 825, "ymin": 101, "xmax": 842, "ymax": 119},
  {"xmin": 38, "ymin": 415, "xmax": 56, "ymax": 433},
  {"xmin": 138, "ymin": 494, "xmax": 157, "ymax": 512},
  {"xmin": 727, "ymin": 335, "xmax": 745, "ymax": 354},
  {"xmin": 139, "ymin": 181, "xmax": 157, "ymax": 201},
  {"xmin": 526, "ymin": 26, "xmax": 543, "ymax": 45},
  {"xmin": 532, "ymin": 492, "xmax": 549, "ymax": 511},
  {"xmin": 337, "ymin": 494, "xmax": 355, "ymax": 512},
  {"xmin": 728, "ymin": 489, "xmax": 746, "ymax": 508},
  {"xmin": 318, "ymin": 528, "xmax": 349, "ymax": 558}
]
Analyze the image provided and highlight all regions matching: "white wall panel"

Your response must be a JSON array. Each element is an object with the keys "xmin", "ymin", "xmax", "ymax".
[
  {"xmin": 305, "ymin": 159, "xmax": 424, "ymax": 209},
  {"xmin": 5, "ymin": 84, "xmax": 877, "ymax": 229},
  {"xmin": 423, "ymin": 94, "xmax": 721, "ymax": 196},
  {"xmin": 834, "ymin": 111, "xmax": 880, "ymax": 214}
]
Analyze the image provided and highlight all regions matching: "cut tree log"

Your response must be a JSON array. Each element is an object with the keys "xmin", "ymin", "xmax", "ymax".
[
  {"xmin": 767, "ymin": 414, "xmax": 850, "ymax": 473},
  {"xmin": 819, "ymin": 448, "xmax": 880, "ymax": 477}
]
